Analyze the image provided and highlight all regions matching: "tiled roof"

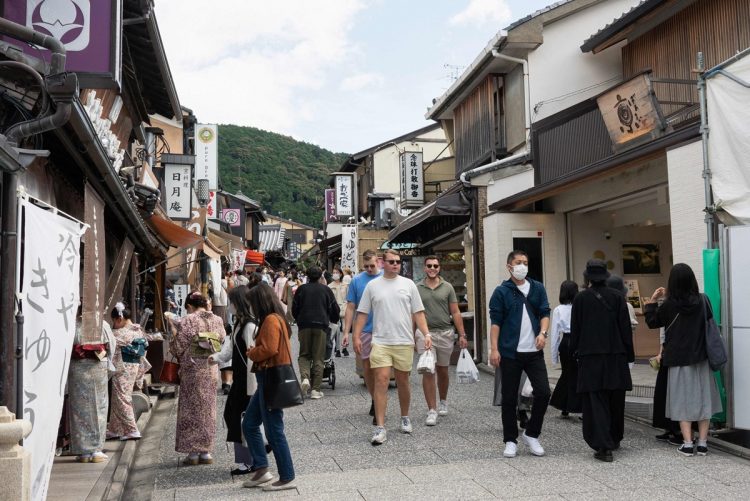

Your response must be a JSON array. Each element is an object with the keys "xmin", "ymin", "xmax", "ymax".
[{"xmin": 258, "ymin": 224, "xmax": 286, "ymax": 252}]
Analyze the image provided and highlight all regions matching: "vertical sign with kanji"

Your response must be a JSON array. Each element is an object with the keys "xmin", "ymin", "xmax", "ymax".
[
  {"xmin": 399, "ymin": 151, "xmax": 424, "ymax": 209},
  {"xmin": 20, "ymin": 199, "xmax": 86, "ymax": 501},
  {"xmin": 194, "ymin": 124, "xmax": 218, "ymax": 218},
  {"xmin": 341, "ymin": 224, "xmax": 358, "ymax": 272},
  {"xmin": 334, "ymin": 173, "xmax": 353, "ymax": 218},
  {"xmin": 174, "ymin": 284, "xmax": 190, "ymax": 317},
  {"xmin": 164, "ymin": 163, "xmax": 192, "ymax": 220},
  {"xmin": 324, "ymin": 188, "xmax": 338, "ymax": 223}
]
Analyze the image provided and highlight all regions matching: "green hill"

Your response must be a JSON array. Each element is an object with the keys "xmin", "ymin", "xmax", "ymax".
[{"xmin": 217, "ymin": 124, "xmax": 349, "ymax": 228}]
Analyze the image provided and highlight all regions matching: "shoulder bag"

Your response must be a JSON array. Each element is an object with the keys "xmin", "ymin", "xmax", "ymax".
[
  {"xmin": 703, "ymin": 295, "xmax": 728, "ymax": 371},
  {"xmin": 263, "ymin": 315, "xmax": 304, "ymax": 410}
]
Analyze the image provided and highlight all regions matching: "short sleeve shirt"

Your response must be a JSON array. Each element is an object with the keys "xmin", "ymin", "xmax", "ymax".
[
  {"xmin": 357, "ymin": 275, "xmax": 425, "ymax": 345},
  {"xmin": 416, "ymin": 277, "xmax": 458, "ymax": 331},
  {"xmin": 346, "ymin": 270, "xmax": 382, "ymax": 333}
]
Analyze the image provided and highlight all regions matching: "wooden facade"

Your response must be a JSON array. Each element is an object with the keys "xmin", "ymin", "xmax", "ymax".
[{"xmin": 453, "ymin": 75, "xmax": 505, "ymax": 174}]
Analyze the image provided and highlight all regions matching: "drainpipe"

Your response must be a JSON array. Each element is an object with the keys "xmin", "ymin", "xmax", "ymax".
[{"xmin": 0, "ymin": 18, "xmax": 73, "ymax": 417}]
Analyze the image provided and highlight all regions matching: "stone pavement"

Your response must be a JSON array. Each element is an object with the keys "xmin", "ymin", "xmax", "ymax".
[{"xmin": 136, "ymin": 328, "xmax": 750, "ymax": 501}]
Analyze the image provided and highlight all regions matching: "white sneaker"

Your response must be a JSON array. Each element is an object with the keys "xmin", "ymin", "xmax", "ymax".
[
  {"xmin": 503, "ymin": 441, "xmax": 517, "ymax": 458},
  {"xmin": 400, "ymin": 416, "xmax": 413, "ymax": 434},
  {"xmin": 300, "ymin": 378, "xmax": 310, "ymax": 394},
  {"xmin": 438, "ymin": 400, "xmax": 448, "ymax": 416},
  {"xmin": 310, "ymin": 390, "xmax": 324, "ymax": 399},
  {"xmin": 522, "ymin": 432, "xmax": 545, "ymax": 456},
  {"xmin": 371, "ymin": 426, "xmax": 387, "ymax": 445},
  {"xmin": 425, "ymin": 410, "xmax": 438, "ymax": 426}
]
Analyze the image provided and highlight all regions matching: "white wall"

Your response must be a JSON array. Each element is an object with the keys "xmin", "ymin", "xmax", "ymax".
[
  {"xmin": 527, "ymin": 0, "xmax": 641, "ymax": 122},
  {"xmin": 667, "ymin": 140, "xmax": 706, "ymax": 289},
  {"xmin": 483, "ymin": 165, "xmax": 534, "ymax": 206},
  {"xmin": 373, "ymin": 127, "xmax": 451, "ymax": 195}
]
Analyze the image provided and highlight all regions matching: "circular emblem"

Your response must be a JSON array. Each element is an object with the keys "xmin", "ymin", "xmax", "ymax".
[
  {"xmin": 197, "ymin": 127, "xmax": 215, "ymax": 144},
  {"xmin": 222, "ymin": 210, "xmax": 239, "ymax": 225}
]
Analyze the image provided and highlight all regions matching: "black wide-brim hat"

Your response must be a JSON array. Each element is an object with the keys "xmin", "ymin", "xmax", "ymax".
[{"xmin": 584, "ymin": 258, "xmax": 610, "ymax": 282}]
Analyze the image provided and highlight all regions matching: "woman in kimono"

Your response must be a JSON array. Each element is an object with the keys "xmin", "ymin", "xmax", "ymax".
[
  {"xmin": 106, "ymin": 303, "xmax": 145, "ymax": 441},
  {"xmin": 168, "ymin": 291, "xmax": 226, "ymax": 465}
]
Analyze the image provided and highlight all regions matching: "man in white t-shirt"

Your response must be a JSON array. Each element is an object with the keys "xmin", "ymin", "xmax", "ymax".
[{"xmin": 354, "ymin": 249, "xmax": 432, "ymax": 445}]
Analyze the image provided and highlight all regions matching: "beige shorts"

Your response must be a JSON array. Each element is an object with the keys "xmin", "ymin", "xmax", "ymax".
[
  {"xmin": 369, "ymin": 343, "xmax": 414, "ymax": 372},
  {"xmin": 416, "ymin": 329, "xmax": 455, "ymax": 367}
]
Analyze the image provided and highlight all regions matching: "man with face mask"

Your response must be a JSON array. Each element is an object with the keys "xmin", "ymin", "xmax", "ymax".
[{"xmin": 489, "ymin": 250, "xmax": 551, "ymax": 458}]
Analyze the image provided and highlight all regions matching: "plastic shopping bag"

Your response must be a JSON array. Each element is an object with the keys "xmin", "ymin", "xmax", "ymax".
[
  {"xmin": 520, "ymin": 377, "xmax": 533, "ymax": 398},
  {"xmin": 417, "ymin": 350, "xmax": 436, "ymax": 374},
  {"xmin": 456, "ymin": 348, "xmax": 479, "ymax": 384}
]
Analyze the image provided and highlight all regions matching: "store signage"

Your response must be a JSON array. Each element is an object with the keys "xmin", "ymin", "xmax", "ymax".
[
  {"xmin": 81, "ymin": 185, "xmax": 105, "ymax": 344},
  {"xmin": 20, "ymin": 199, "xmax": 86, "ymax": 501},
  {"xmin": 174, "ymin": 284, "xmax": 190, "ymax": 317},
  {"xmin": 341, "ymin": 224, "xmax": 358, "ymax": 271},
  {"xmin": 2, "ymin": 0, "xmax": 122, "ymax": 84},
  {"xmin": 164, "ymin": 163, "xmax": 192, "ymax": 220},
  {"xmin": 221, "ymin": 208, "xmax": 241, "ymax": 227},
  {"xmin": 597, "ymin": 73, "xmax": 665, "ymax": 150},
  {"xmin": 334, "ymin": 173, "xmax": 354, "ymax": 218},
  {"xmin": 195, "ymin": 124, "xmax": 218, "ymax": 188},
  {"xmin": 325, "ymin": 188, "xmax": 338, "ymax": 222},
  {"xmin": 400, "ymin": 151, "xmax": 424, "ymax": 209}
]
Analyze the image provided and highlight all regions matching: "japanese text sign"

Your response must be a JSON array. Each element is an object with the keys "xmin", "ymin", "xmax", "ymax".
[
  {"xmin": 341, "ymin": 224, "xmax": 358, "ymax": 272},
  {"xmin": 399, "ymin": 151, "xmax": 424, "ymax": 209},
  {"xmin": 597, "ymin": 73, "xmax": 664, "ymax": 150},
  {"xmin": 325, "ymin": 188, "xmax": 338, "ymax": 223},
  {"xmin": 221, "ymin": 208, "xmax": 241, "ymax": 227},
  {"xmin": 164, "ymin": 163, "xmax": 192, "ymax": 220},
  {"xmin": 194, "ymin": 124, "xmax": 218, "ymax": 189},
  {"xmin": 334, "ymin": 173, "xmax": 354, "ymax": 218}
]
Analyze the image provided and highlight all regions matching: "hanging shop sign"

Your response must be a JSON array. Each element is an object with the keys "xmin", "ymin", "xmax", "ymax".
[
  {"xmin": 341, "ymin": 224, "xmax": 358, "ymax": 272},
  {"xmin": 19, "ymin": 198, "xmax": 86, "ymax": 501},
  {"xmin": 325, "ymin": 188, "xmax": 338, "ymax": 223},
  {"xmin": 195, "ymin": 124, "xmax": 218, "ymax": 218},
  {"xmin": 334, "ymin": 173, "xmax": 354, "ymax": 218},
  {"xmin": 174, "ymin": 284, "xmax": 190, "ymax": 317},
  {"xmin": 232, "ymin": 249, "xmax": 246, "ymax": 272},
  {"xmin": 399, "ymin": 151, "xmax": 424, "ymax": 209},
  {"xmin": 220, "ymin": 208, "xmax": 241, "ymax": 227},
  {"xmin": 164, "ymin": 163, "xmax": 192, "ymax": 220},
  {"xmin": 597, "ymin": 72, "xmax": 665, "ymax": 151},
  {"xmin": 81, "ymin": 185, "xmax": 105, "ymax": 344}
]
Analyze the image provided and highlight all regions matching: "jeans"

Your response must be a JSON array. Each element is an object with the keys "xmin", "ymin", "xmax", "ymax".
[
  {"xmin": 298, "ymin": 328, "xmax": 327, "ymax": 391},
  {"xmin": 501, "ymin": 350, "xmax": 551, "ymax": 442},
  {"xmin": 242, "ymin": 371, "xmax": 295, "ymax": 481}
]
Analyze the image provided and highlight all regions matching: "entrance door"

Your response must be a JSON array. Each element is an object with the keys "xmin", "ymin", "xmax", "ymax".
[{"xmin": 512, "ymin": 231, "xmax": 544, "ymax": 284}]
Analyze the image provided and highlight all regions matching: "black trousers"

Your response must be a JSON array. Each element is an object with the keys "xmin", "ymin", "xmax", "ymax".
[
  {"xmin": 581, "ymin": 389, "xmax": 626, "ymax": 451},
  {"xmin": 550, "ymin": 336, "xmax": 582, "ymax": 413},
  {"xmin": 652, "ymin": 364, "xmax": 680, "ymax": 434},
  {"xmin": 501, "ymin": 350, "xmax": 551, "ymax": 442}
]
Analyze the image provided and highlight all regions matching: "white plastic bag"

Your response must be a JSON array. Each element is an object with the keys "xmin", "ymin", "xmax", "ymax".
[
  {"xmin": 521, "ymin": 377, "xmax": 533, "ymax": 398},
  {"xmin": 417, "ymin": 350, "xmax": 436, "ymax": 374},
  {"xmin": 456, "ymin": 348, "xmax": 479, "ymax": 384}
]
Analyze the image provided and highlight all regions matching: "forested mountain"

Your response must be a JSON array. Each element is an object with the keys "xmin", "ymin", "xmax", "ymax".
[{"xmin": 217, "ymin": 124, "xmax": 349, "ymax": 227}]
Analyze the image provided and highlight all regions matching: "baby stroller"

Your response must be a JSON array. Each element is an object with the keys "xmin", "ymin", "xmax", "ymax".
[{"xmin": 321, "ymin": 324, "xmax": 337, "ymax": 390}]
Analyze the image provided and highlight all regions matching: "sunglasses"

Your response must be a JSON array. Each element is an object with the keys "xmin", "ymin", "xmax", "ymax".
[
  {"xmin": 425, "ymin": 264, "xmax": 440, "ymax": 269},
  {"xmin": 385, "ymin": 259, "xmax": 401, "ymax": 265}
]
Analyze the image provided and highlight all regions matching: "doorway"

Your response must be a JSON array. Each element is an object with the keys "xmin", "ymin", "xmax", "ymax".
[{"xmin": 512, "ymin": 230, "xmax": 544, "ymax": 284}]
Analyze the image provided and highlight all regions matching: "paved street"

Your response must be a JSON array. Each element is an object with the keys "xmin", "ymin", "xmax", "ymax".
[{"xmin": 136, "ymin": 330, "xmax": 750, "ymax": 500}]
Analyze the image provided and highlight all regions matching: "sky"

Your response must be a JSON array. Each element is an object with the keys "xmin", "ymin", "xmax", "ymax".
[{"xmin": 156, "ymin": 0, "xmax": 556, "ymax": 154}]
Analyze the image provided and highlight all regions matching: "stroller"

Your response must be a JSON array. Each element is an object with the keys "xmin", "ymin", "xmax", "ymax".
[{"xmin": 321, "ymin": 324, "xmax": 337, "ymax": 390}]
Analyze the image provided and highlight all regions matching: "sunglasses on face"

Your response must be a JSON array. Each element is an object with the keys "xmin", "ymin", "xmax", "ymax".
[
  {"xmin": 425, "ymin": 264, "xmax": 440, "ymax": 269},
  {"xmin": 385, "ymin": 259, "xmax": 401, "ymax": 265}
]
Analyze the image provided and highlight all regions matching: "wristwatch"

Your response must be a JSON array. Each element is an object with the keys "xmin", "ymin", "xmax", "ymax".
[{"xmin": 541, "ymin": 330, "xmax": 548, "ymax": 339}]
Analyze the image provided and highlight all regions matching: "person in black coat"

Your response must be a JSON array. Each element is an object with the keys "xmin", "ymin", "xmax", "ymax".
[{"xmin": 570, "ymin": 259, "xmax": 635, "ymax": 462}]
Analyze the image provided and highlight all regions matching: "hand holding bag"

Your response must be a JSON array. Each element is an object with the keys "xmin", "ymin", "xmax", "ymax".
[
  {"xmin": 264, "ymin": 316, "xmax": 304, "ymax": 410},
  {"xmin": 703, "ymin": 295, "xmax": 728, "ymax": 371},
  {"xmin": 456, "ymin": 348, "xmax": 479, "ymax": 384},
  {"xmin": 417, "ymin": 349, "xmax": 436, "ymax": 374},
  {"xmin": 160, "ymin": 353, "xmax": 181, "ymax": 385}
]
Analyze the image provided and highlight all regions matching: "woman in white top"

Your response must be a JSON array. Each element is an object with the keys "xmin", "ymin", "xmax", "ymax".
[{"xmin": 549, "ymin": 280, "xmax": 582, "ymax": 417}]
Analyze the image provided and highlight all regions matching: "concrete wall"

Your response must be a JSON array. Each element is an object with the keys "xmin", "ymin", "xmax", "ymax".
[{"xmin": 667, "ymin": 140, "xmax": 706, "ymax": 289}]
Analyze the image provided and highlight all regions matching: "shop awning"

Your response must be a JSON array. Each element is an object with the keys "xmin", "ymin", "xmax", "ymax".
[
  {"xmin": 246, "ymin": 250, "xmax": 265, "ymax": 265},
  {"xmin": 148, "ymin": 214, "xmax": 203, "ymax": 248},
  {"xmin": 208, "ymin": 228, "xmax": 245, "ymax": 257},
  {"xmin": 388, "ymin": 183, "xmax": 471, "ymax": 245}
]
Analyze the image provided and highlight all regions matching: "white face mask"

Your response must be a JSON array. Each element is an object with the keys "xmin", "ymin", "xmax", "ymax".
[
  {"xmin": 332, "ymin": 273, "xmax": 341, "ymax": 281},
  {"xmin": 510, "ymin": 264, "xmax": 528, "ymax": 281}
]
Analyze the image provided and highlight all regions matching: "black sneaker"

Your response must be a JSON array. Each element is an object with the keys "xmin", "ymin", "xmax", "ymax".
[
  {"xmin": 655, "ymin": 432, "xmax": 672, "ymax": 441},
  {"xmin": 667, "ymin": 435, "xmax": 683, "ymax": 446},
  {"xmin": 677, "ymin": 443, "xmax": 695, "ymax": 456},
  {"xmin": 335, "ymin": 350, "xmax": 341, "ymax": 358},
  {"xmin": 342, "ymin": 348, "xmax": 349, "ymax": 357},
  {"xmin": 594, "ymin": 449, "xmax": 613, "ymax": 462},
  {"xmin": 696, "ymin": 444, "xmax": 708, "ymax": 456},
  {"xmin": 518, "ymin": 411, "xmax": 529, "ymax": 430}
]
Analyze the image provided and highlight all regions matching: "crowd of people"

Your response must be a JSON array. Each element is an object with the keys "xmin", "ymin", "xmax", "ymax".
[{"xmin": 64, "ymin": 247, "xmax": 722, "ymax": 490}]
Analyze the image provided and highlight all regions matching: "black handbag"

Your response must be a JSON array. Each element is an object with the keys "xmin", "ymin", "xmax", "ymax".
[
  {"xmin": 703, "ymin": 295, "xmax": 727, "ymax": 371},
  {"xmin": 263, "ymin": 316, "xmax": 304, "ymax": 410}
]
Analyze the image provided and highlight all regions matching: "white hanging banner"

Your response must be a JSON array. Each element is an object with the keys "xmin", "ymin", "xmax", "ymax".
[
  {"xmin": 341, "ymin": 224, "xmax": 358, "ymax": 272},
  {"xmin": 334, "ymin": 173, "xmax": 353, "ymax": 218},
  {"xmin": 194, "ymin": 124, "xmax": 218, "ymax": 189},
  {"xmin": 174, "ymin": 284, "xmax": 190, "ymax": 317},
  {"xmin": 231, "ymin": 249, "xmax": 246, "ymax": 272},
  {"xmin": 19, "ymin": 199, "xmax": 86, "ymax": 501},
  {"xmin": 399, "ymin": 151, "xmax": 424, "ymax": 209}
]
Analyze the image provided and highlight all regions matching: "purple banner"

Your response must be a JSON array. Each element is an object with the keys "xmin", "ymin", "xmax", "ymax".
[
  {"xmin": 3, "ymin": 0, "xmax": 115, "ymax": 75},
  {"xmin": 325, "ymin": 188, "xmax": 338, "ymax": 223}
]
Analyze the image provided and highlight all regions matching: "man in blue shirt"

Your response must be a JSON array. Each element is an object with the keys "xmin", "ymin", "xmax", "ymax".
[
  {"xmin": 342, "ymin": 249, "xmax": 382, "ymax": 419},
  {"xmin": 489, "ymin": 250, "xmax": 551, "ymax": 459}
]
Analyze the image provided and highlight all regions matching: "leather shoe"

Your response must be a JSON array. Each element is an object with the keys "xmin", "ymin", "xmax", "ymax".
[{"xmin": 594, "ymin": 449, "xmax": 613, "ymax": 462}]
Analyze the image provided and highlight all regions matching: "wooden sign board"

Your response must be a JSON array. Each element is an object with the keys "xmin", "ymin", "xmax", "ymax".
[{"xmin": 597, "ymin": 73, "xmax": 665, "ymax": 150}]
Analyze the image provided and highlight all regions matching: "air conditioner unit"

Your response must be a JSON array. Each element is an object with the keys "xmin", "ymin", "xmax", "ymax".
[{"xmin": 373, "ymin": 197, "xmax": 397, "ymax": 228}]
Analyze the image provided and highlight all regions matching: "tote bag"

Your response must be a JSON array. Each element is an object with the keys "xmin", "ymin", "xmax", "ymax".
[
  {"xmin": 264, "ymin": 316, "xmax": 304, "ymax": 410},
  {"xmin": 703, "ymin": 295, "xmax": 728, "ymax": 371}
]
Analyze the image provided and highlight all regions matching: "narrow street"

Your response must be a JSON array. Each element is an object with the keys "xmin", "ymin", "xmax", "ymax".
[{"xmin": 128, "ymin": 329, "xmax": 750, "ymax": 500}]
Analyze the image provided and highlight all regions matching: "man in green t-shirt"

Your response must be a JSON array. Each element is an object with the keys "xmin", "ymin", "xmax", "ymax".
[{"xmin": 416, "ymin": 256, "xmax": 467, "ymax": 426}]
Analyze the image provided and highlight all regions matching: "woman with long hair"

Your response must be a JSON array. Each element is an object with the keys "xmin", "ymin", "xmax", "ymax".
[
  {"xmin": 549, "ymin": 280, "xmax": 581, "ymax": 417},
  {"xmin": 106, "ymin": 303, "xmax": 145, "ymax": 441},
  {"xmin": 210, "ymin": 285, "xmax": 259, "ymax": 478},
  {"xmin": 168, "ymin": 291, "xmax": 225, "ymax": 465},
  {"xmin": 240, "ymin": 283, "xmax": 297, "ymax": 491},
  {"xmin": 645, "ymin": 263, "xmax": 722, "ymax": 456}
]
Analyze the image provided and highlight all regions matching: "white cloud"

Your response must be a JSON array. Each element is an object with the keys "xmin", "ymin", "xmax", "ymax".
[
  {"xmin": 155, "ymin": 0, "xmax": 366, "ymax": 135},
  {"xmin": 449, "ymin": 0, "xmax": 512, "ymax": 26},
  {"xmin": 340, "ymin": 73, "xmax": 385, "ymax": 92}
]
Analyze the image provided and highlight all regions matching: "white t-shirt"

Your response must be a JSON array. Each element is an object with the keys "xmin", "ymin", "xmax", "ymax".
[
  {"xmin": 516, "ymin": 280, "xmax": 536, "ymax": 352},
  {"xmin": 357, "ymin": 275, "xmax": 425, "ymax": 345}
]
